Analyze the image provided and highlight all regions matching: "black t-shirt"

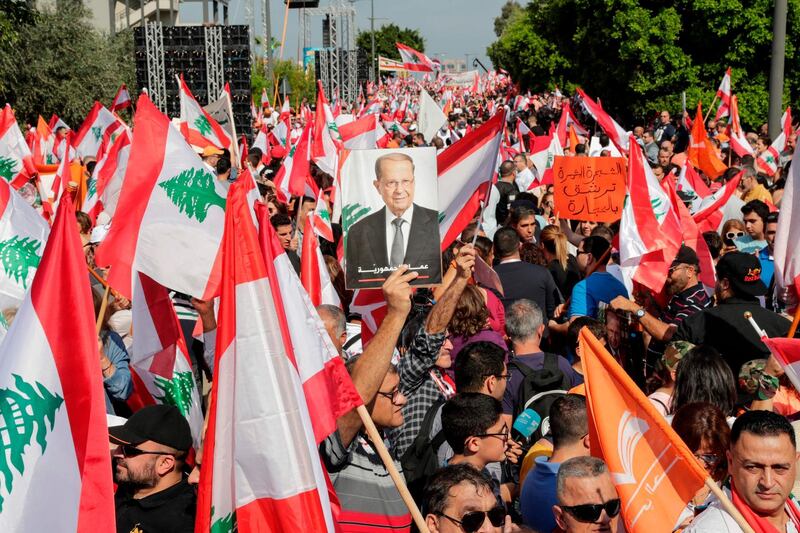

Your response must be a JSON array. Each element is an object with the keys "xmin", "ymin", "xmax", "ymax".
[
  {"xmin": 494, "ymin": 180, "xmax": 520, "ymax": 225},
  {"xmin": 115, "ymin": 478, "xmax": 196, "ymax": 533}
]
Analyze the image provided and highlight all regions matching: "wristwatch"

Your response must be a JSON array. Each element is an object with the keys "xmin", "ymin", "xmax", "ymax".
[{"xmin": 635, "ymin": 308, "xmax": 646, "ymax": 319}]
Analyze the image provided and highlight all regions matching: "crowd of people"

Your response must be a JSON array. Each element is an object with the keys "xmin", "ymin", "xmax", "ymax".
[{"xmin": 17, "ymin": 71, "xmax": 800, "ymax": 533}]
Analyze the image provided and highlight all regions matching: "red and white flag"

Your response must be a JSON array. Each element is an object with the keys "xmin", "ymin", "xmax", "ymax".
[
  {"xmin": 82, "ymin": 130, "xmax": 131, "ymax": 222},
  {"xmin": 312, "ymin": 188, "xmax": 334, "ymax": 243},
  {"xmin": 774, "ymin": 146, "xmax": 800, "ymax": 300},
  {"xmin": 196, "ymin": 180, "xmax": 341, "ymax": 532},
  {"xmin": 576, "ymin": 88, "xmax": 629, "ymax": 152},
  {"xmin": 757, "ymin": 107, "xmax": 792, "ymax": 176},
  {"xmin": 529, "ymin": 132, "xmax": 563, "ymax": 187},
  {"xmin": 692, "ymin": 171, "xmax": 742, "ymax": 233},
  {"xmin": 437, "ymin": 110, "xmax": 505, "ymax": 249},
  {"xmin": 0, "ymin": 192, "xmax": 114, "ymax": 531},
  {"xmin": 676, "ymin": 160, "xmax": 711, "ymax": 213},
  {"xmin": 301, "ymin": 212, "xmax": 340, "ymax": 308},
  {"xmin": 95, "ymin": 94, "xmax": 227, "ymax": 300},
  {"xmin": 127, "ymin": 271, "xmax": 204, "ymax": 449},
  {"xmin": 0, "ymin": 104, "xmax": 37, "ymax": 189},
  {"xmin": 556, "ymin": 100, "xmax": 589, "ymax": 148},
  {"xmin": 396, "ymin": 42, "xmax": 436, "ymax": 72},
  {"xmin": 338, "ymin": 113, "xmax": 390, "ymax": 150},
  {"xmin": 110, "ymin": 83, "xmax": 132, "ymax": 112},
  {"xmin": 177, "ymin": 75, "xmax": 232, "ymax": 151},
  {"xmin": 71, "ymin": 101, "xmax": 123, "ymax": 159},
  {"xmin": 260, "ymin": 87, "xmax": 271, "ymax": 109},
  {"xmin": 619, "ymin": 135, "xmax": 683, "ymax": 294},
  {"xmin": 715, "ymin": 68, "xmax": 732, "ymax": 120},
  {"xmin": 350, "ymin": 288, "xmax": 389, "ymax": 345},
  {"xmin": 273, "ymin": 121, "xmax": 318, "ymax": 203},
  {"xmin": 274, "ymin": 98, "xmax": 292, "ymax": 146},
  {"xmin": 311, "ymin": 80, "xmax": 342, "ymax": 176},
  {"xmin": 762, "ymin": 336, "xmax": 800, "ymax": 392},
  {"xmin": 727, "ymin": 95, "xmax": 754, "ymax": 158}
]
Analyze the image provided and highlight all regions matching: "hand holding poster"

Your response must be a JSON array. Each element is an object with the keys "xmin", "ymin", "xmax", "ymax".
[{"xmin": 553, "ymin": 156, "xmax": 626, "ymax": 222}]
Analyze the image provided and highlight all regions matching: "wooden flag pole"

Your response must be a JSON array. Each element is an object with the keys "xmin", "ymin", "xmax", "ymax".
[
  {"xmin": 788, "ymin": 304, "xmax": 800, "ymax": 339},
  {"xmin": 355, "ymin": 404, "xmax": 430, "ymax": 533},
  {"xmin": 703, "ymin": 95, "xmax": 719, "ymax": 124},
  {"xmin": 95, "ymin": 267, "xmax": 112, "ymax": 336},
  {"xmin": 703, "ymin": 478, "xmax": 756, "ymax": 533}
]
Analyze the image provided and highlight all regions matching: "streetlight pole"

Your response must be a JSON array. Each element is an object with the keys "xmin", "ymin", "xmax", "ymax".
[
  {"xmin": 370, "ymin": 0, "xmax": 376, "ymax": 81},
  {"xmin": 768, "ymin": 0, "xmax": 788, "ymax": 137},
  {"xmin": 265, "ymin": 0, "xmax": 273, "ymax": 87}
]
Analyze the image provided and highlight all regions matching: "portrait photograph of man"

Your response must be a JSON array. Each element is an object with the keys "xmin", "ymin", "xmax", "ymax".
[{"xmin": 342, "ymin": 148, "xmax": 442, "ymax": 289}]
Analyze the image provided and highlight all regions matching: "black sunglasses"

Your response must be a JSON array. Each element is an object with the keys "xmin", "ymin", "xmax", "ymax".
[
  {"xmin": 440, "ymin": 506, "xmax": 506, "ymax": 532},
  {"xmin": 561, "ymin": 498, "xmax": 621, "ymax": 522},
  {"xmin": 120, "ymin": 444, "xmax": 175, "ymax": 458}
]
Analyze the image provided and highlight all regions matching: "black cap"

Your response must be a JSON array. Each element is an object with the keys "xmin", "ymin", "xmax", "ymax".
[
  {"xmin": 109, "ymin": 404, "xmax": 192, "ymax": 451},
  {"xmin": 671, "ymin": 245, "xmax": 700, "ymax": 268},
  {"xmin": 716, "ymin": 251, "xmax": 767, "ymax": 298}
]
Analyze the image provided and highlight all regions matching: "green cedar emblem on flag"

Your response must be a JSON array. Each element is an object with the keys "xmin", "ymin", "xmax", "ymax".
[
  {"xmin": 194, "ymin": 116, "xmax": 213, "ymax": 137},
  {"xmin": 153, "ymin": 371, "xmax": 195, "ymax": 417},
  {"xmin": 0, "ymin": 156, "xmax": 20, "ymax": 183},
  {"xmin": 91, "ymin": 126, "xmax": 103, "ymax": 143},
  {"xmin": 0, "ymin": 374, "xmax": 64, "ymax": 512},
  {"xmin": 158, "ymin": 168, "xmax": 226, "ymax": 223},
  {"xmin": 438, "ymin": 211, "xmax": 446, "ymax": 224},
  {"xmin": 87, "ymin": 178, "xmax": 97, "ymax": 199},
  {"xmin": 0, "ymin": 236, "xmax": 43, "ymax": 289},
  {"xmin": 210, "ymin": 507, "xmax": 236, "ymax": 533}
]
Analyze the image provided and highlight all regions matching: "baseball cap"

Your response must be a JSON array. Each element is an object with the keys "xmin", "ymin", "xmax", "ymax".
[
  {"xmin": 671, "ymin": 245, "xmax": 699, "ymax": 268},
  {"xmin": 109, "ymin": 404, "xmax": 192, "ymax": 451},
  {"xmin": 716, "ymin": 251, "xmax": 767, "ymax": 297},
  {"xmin": 202, "ymin": 146, "xmax": 224, "ymax": 157}
]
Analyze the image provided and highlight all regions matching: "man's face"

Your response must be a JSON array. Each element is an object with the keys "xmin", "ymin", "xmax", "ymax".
[
  {"xmin": 766, "ymin": 222, "xmax": 778, "ymax": 250},
  {"xmin": 427, "ymin": 481, "xmax": 503, "ymax": 533},
  {"xmin": 473, "ymin": 417, "xmax": 509, "ymax": 464},
  {"xmin": 660, "ymin": 111, "xmax": 670, "ymax": 125},
  {"xmin": 661, "ymin": 140, "xmax": 674, "ymax": 155},
  {"xmin": 370, "ymin": 372, "xmax": 406, "ymax": 429},
  {"xmin": 514, "ymin": 156, "xmax": 527, "ymax": 172},
  {"xmin": 435, "ymin": 337, "xmax": 453, "ymax": 369},
  {"xmin": 728, "ymin": 432, "xmax": 798, "ymax": 518},
  {"xmin": 554, "ymin": 473, "xmax": 620, "ymax": 533},
  {"xmin": 743, "ymin": 212, "xmax": 765, "ymax": 239},
  {"xmin": 374, "ymin": 159, "xmax": 415, "ymax": 217},
  {"xmin": 112, "ymin": 440, "xmax": 164, "ymax": 488},
  {"xmin": 576, "ymin": 242, "xmax": 592, "ymax": 274},
  {"xmin": 643, "ymin": 132, "xmax": 653, "ymax": 144},
  {"xmin": 276, "ymin": 224, "xmax": 293, "ymax": 249},
  {"xmin": 665, "ymin": 264, "xmax": 692, "ymax": 296},
  {"xmin": 658, "ymin": 151, "xmax": 671, "ymax": 166},
  {"xmin": 756, "ymin": 138, "xmax": 768, "ymax": 154},
  {"xmin": 514, "ymin": 215, "xmax": 536, "ymax": 243},
  {"xmin": 740, "ymin": 174, "xmax": 756, "ymax": 193},
  {"xmin": 204, "ymin": 155, "xmax": 220, "ymax": 168},
  {"xmin": 652, "ymin": 166, "xmax": 664, "ymax": 179}
]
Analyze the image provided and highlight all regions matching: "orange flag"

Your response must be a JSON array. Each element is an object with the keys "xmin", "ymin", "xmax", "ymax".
[
  {"xmin": 568, "ymin": 123, "xmax": 580, "ymax": 151},
  {"xmin": 688, "ymin": 103, "xmax": 727, "ymax": 179},
  {"xmin": 580, "ymin": 328, "xmax": 708, "ymax": 532}
]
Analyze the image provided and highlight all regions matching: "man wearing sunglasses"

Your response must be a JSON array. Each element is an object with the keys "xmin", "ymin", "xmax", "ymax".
[
  {"xmin": 552, "ymin": 456, "xmax": 621, "ymax": 532},
  {"xmin": 110, "ymin": 404, "xmax": 195, "ymax": 533}
]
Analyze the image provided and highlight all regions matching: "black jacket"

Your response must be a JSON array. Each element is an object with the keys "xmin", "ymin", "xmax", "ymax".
[
  {"xmin": 115, "ymin": 478, "xmax": 195, "ymax": 533},
  {"xmin": 494, "ymin": 260, "xmax": 561, "ymax": 319}
]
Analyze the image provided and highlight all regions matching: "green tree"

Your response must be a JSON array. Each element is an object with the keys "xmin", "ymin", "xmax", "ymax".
[
  {"xmin": 488, "ymin": 0, "xmax": 800, "ymax": 129},
  {"xmin": 356, "ymin": 24, "xmax": 425, "ymax": 71},
  {"xmin": 253, "ymin": 59, "xmax": 316, "ymax": 109},
  {"xmin": 494, "ymin": 1, "xmax": 522, "ymax": 37},
  {"xmin": 0, "ymin": 2, "xmax": 135, "ymax": 126}
]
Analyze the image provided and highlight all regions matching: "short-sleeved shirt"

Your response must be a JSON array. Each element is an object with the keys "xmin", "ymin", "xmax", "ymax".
[
  {"xmin": 569, "ymin": 271, "xmax": 628, "ymax": 319},
  {"xmin": 647, "ymin": 283, "xmax": 711, "ymax": 362},
  {"xmin": 320, "ymin": 431, "xmax": 412, "ymax": 532},
  {"xmin": 502, "ymin": 352, "xmax": 581, "ymax": 416},
  {"xmin": 115, "ymin": 478, "xmax": 196, "ymax": 533},
  {"xmin": 520, "ymin": 456, "xmax": 561, "ymax": 533}
]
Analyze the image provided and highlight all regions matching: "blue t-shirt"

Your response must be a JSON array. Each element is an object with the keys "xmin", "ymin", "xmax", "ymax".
[
  {"xmin": 520, "ymin": 455, "xmax": 561, "ymax": 533},
  {"xmin": 569, "ymin": 271, "xmax": 628, "ymax": 318},
  {"xmin": 758, "ymin": 247, "xmax": 775, "ymax": 289}
]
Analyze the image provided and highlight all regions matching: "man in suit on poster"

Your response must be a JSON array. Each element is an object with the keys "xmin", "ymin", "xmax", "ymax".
[{"xmin": 346, "ymin": 152, "xmax": 442, "ymax": 289}]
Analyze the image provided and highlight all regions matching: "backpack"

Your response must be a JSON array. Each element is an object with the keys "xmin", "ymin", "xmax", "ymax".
[
  {"xmin": 509, "ymin": 353, "xmax": 572, "ymax": 442},
  {"xmin": 401, "ymin": 398, "xmax": 448, "ymax": 505},
  {"xmin": 494, "ymin": 180, "xmax": 519, "ymax": 224}
]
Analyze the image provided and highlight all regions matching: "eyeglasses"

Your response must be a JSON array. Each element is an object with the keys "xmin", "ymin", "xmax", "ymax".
[
  {"xmin": 376, "ymin": 387, "xmax": 403, "ymax": 405},
  {"xmin": 561, "ymin": 498, "xmax": 621, "ymax": 523},
  {"xmin": 668, "ymin": 264, "xmax": 690, "ymax": 274},
  {"xmin": 119, "ymin": 444, "xmax": 175, "ymax": 458},
  {"xmin": 576, "ymin": 250, "xmax": 592, "ymax": 256},
  {"xmin": 725, "ymin": 231, "xmax": 745, "ymax": 240},
  {"xmin": 474, "ymin": 424, "xmax": 510, "ymax": 442},
  {"xmin": 439, "ymin": 507, "xmax": 506, "ymax": 533},
  {"xmin": 695, "ymin": 453, "xmax": 722, "ymax": 469}
]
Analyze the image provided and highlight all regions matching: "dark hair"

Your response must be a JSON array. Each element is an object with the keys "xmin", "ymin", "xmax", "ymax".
[
  {"xmin": 672, "ymin": 402, "xmax": 730, "ymax": 478},
  {"xmin": 567, "ymin": 317, "xmax": 606, "ymax": 356},
  {"xmin": 499, "ymin": 160, "xmax": 515, "ymax": 177},
  {"xmin": 766, "ymin": 212, "xmax": 779, "ymax": 225},
  {"xmin": 574, "ymin": 143, "xmax": 587, "ymax": 155},
  {"xmin": 589, "ymin": 224, "xmax": 614, "ymax": 243},
  {"xmin": 741, "ymin": 200, "xmax": 770, "ymax": 224},
  {"xmin": 270, "ymin": 213, "xmax": 292, "ymax": 229},
  {"xmin": 248, "ymin": 147, "xmax": 263, "ymax": 166},
  {"xmin": 473, "ymin": 236, "xmax": 493, "ymax": 262},
  {"xmin": 581, "ymin": 235, "xmax": 611, "ymax": 264},
  {"xmin": 86, "ymin": 160, "xmax": 97, "ymax": 176},
  {"xmin": 493, "ymin": 226, "xmax": 520, "ymax": 259},
  {"xmin": 75, "ymin": 211, "xmax": 92, "ymax": 235},
  {"xmin": 454, "ymin": 342, "xmax": 506, "ymax": 392},
  {"xmin": 216, "ymin": 156, "xmax": 231, "ymax": 175},
  {"xmin": 442, "ymin": 393, "xmax": 503, "ymax": 454},
  {"xmin": 509, "ymin": 206, "xmax": 537, "ymax": 228},
  {"xmin": 422, "ymin": 464, "xmax": 494, "ymax": 516},
  {"xmin": 703, "ymin": 231, "xmax": 723, "ymax": 260},
  {"xmin": 731, "ymin": 409, "xmax": 796, "ymax": 447},
  {"xmin": 520, "ymin": 242, "xmax": 546, "ymax": 266},
  {"xmin": 673, "ymin": 346, "xmax": 737, "ymax": 416},
  {"xmin": 549, "ymin": 394, "xmax": 588, "ymax": 448},
  {"xmin": 449, "ymin": 285, "xmax": 490, "ymax": 338}
]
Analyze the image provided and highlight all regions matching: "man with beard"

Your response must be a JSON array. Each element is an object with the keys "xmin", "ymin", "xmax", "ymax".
[
  {"xmin": 610, "ymin": 245, "xmax": 711, "ymax": 372},
  {"xmin": 110, "ymin": 405, "xmax": 195, "ymax": 533}
]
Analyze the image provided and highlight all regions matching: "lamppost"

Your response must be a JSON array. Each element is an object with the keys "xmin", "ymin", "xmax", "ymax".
[{"xmin": 768, "ymin": 0, "xmax": 788, "ymax": 137}]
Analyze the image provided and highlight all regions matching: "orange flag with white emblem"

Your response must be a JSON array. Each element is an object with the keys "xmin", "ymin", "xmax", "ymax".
[{"xmin": 579, "ymin": 328, "xmax": 708, "ymax": 532}]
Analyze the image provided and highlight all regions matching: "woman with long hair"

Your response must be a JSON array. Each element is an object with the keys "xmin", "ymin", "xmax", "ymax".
[{"xmin": 539, "ymin": 225, "xmax": 580, "ymax": 299}]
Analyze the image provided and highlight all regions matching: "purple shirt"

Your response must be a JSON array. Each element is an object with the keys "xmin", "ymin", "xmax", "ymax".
[{"xmin": 502, "ymin": 351, "xmax": 581, "ymax": 415}]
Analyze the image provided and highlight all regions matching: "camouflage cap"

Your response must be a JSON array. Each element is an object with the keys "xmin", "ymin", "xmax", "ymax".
[
  {"xmin": 738, "ymin": 359, "xmax": 767, "ymax": 394},
  {"xmin": 662, "ymin": 341, "xmax": 695, "ymax": 372}
]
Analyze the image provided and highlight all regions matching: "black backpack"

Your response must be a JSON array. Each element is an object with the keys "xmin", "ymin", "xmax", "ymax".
[
  {"xmin": 509, "ymin": 353, "xmax": 572, "ymax": 442},
  {"xmin": 400, "ymin": 399, "xmax": 448, "ymax": 505},
  {"xmin": 494, "ymin": 180, "xmax": 519, "ymax": 224}
]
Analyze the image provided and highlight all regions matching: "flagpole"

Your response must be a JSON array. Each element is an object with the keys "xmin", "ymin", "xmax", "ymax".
[
  {"xmin": 788, "ymin": 305, "xmax": 800, "ymax": 339},
  {"xmin": 355, "ymin": 405, "xmax": 431, "ymax": 533},
  {"xmin": 96, "ymin": 267, "xmax": 112, "ymax": 336},
  {"xmin": 703, "ymin": 95, "xmax": 719, "ymax": 124},
  {"xmin": 225, "ymin": 91, "xmax": 241, "ymax": 168},
  {"xmin": 703, "ymin": 478, "xmax": 756, "ymax": 533}
]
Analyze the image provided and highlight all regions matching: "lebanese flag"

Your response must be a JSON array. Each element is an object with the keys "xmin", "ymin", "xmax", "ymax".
[
  {"xmin": 95, "ymin": 94, "xmax": 227, "ymax": 300},
  {"xmin": 252, "ymin": 124, "xmax": 272, "ymax": 165},
  {"xmin": 31, "ymin": 116, "xmax": 57, "ymax": 167},
  {"xmin": 110, "ymin": 83, "xmax": 132, "ymax": 112},
  {"xmin": 619, "ymin": 135, "xmax": 683, "ymax": 294},
  {"xmin": 261, "ymin": 87, "xmax": 271, "ymax": 109},
  {"xmin": 762, "ymin": 336, "xmax": 800, "ymax": 393},
  {"xmin": 556, "ymin": 100, "xmax": 590, "ymax": 148},
  {"xmin": 272, "ymin": 121, "xmax": 317, "ymax": 203},
  {"xmin": 676, "ymin": 160, "xmax": 711, "ymax": 213},
  {"xmin": 580, "ymin": 328, "xmax": 708, "ymax": 533},
  {"xmin": 692, "ymin": 171, "xmax": 742, "ymax": 233},
  {"xmin": 0, "ymin": 191, "xmax": 114, "ymax": 531},
  {"xmin": 311, "ymin": 81, "xmax": 342, "ymax": 176},
  {"xmin": 127, "ymin": 271, "xmax": 204, "ymax": 449},
  {"xmin": 0, "ymin": 105, "xmax": 37, "ymax": 189},
  {"xmin": 350, "ymin": 288, "xmax": 389, "ymax": 345},
  {"xmin": 529, "ymin": 132, "xmax": 563, "ymax": 187},
  {"xmin": 82, "ymin": 130, "xmax": 131, "ymax": 222},
  {"xmin": 313, "ymin": 188, "xmax": 334, "ymax": 243},
  {"xmin": 396, "ymin": 42, "xmax": 435, "ymax": 72},
  {"xmin": 339, "ymin": 113, "xmax": 390, "ymax": 149},
  {"xmin": 715, "ymin": 68, "xmax": 732, "ymax": 120},
  {"xmin": 689, "ymin": 103, "xmax": 727, "ymax": 179},
  {"xmin": 71, "ymin": 101, "xmax": 123, "ymax": 159},
  {"xmin": 301, "ymin": 212, "xmax": 340, "ymax": 308},
  {"xmin": 0, "ymin": 170, "xmax": 50, "ymax": 311},
  {"xmin": 274, "ymin": 98, "xmax": 292, "ymax": 146},
  {"xmin": 437, "ymin": 110, "xmax": 505, "ymax": 249},
  {"xmin": 177, "ymin": 75, "xmax": 232, "ymax": 151},
  {"xmin": 757, "ymin": 107, "xmax": 792, "ymax": 176},
  {"xmin": 576, "ymin": 88, "xmax": 629, "ymax": 152},
  {"xmin": 196, "ymin": 180, "xmax": 340, "ymax": 532},
  {"xmin": 727, "ymin": 95, "xmax": 754, "ymax": 158},
  {"xmin": 774, "ymin": 146, "xmax": 800, "ymax": 301}
]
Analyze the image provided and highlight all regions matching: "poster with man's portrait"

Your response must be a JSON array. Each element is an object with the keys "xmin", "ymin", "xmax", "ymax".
[{"xmin": 341, "ymin": 147, "xmax": 442, "ymax": 289}]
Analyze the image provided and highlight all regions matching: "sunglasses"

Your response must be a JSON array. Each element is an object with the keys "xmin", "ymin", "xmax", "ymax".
[
  {"xmin": 119, "ymin": 444, "xmax": 175, "ymax": 458},
  {"xmin": 440, "ymin": 506, "xmax": 506, "ymax": 532},
  {"xmin": 561, "ymin": 498, "xmax": 621, "ymax": 522},
  {"xmin": 726, "ymin": 231, "xmax": 745, "ymax": 240},
  {"xmin": 695, "ymin": 453, "xmax": 722, "ymax": 469}
]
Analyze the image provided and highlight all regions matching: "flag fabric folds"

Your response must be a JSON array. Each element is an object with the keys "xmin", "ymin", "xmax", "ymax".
[
  {"xmin": 774, "ymin": 146, "xmax": 800, "ymax": 300},
  {"xmin": 71, "ymin": 101, "xmax": 123, "ymax": 159},
  {"xmin": 301, "ymin": 211, "xmax": 340, "ymax": 308},
  {"xmin": 111, "ymin": 84, "xmax": 132, "ymax": 113},
  {"xmin": 688, "ymin": 104, "xmax": 726, "ymax": 179},
  {"xmin": 418, "ymin": 89, "xmax": 448, "ymax": 143},
  {"xmin": 715, "ymin": 68, "xmax": 732, "ymax": 120},
  {"xmin": 178, "ymin": 75, "xmax": 232, "ymax": 151},
  {"xmin": 396, "ymin": 42, "xmax": 436, "ymax": 72},
  {"xmin": 0, "ymin": 104, "xmax": 37, "ymax": 189},
  {"xmin": 576, "ymin": 88, "xmax": 629, "ymax": 152}
]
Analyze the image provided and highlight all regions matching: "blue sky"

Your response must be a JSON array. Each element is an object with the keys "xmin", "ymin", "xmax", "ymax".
[{"xmin": 179, "ymin": 0, "xmax": 505, "ymax": 67}]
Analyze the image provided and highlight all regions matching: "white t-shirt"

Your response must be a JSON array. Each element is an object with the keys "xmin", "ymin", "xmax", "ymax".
[{"xmin": 686, "ymin": 498, "xmax": 799, "ymax": 533}]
